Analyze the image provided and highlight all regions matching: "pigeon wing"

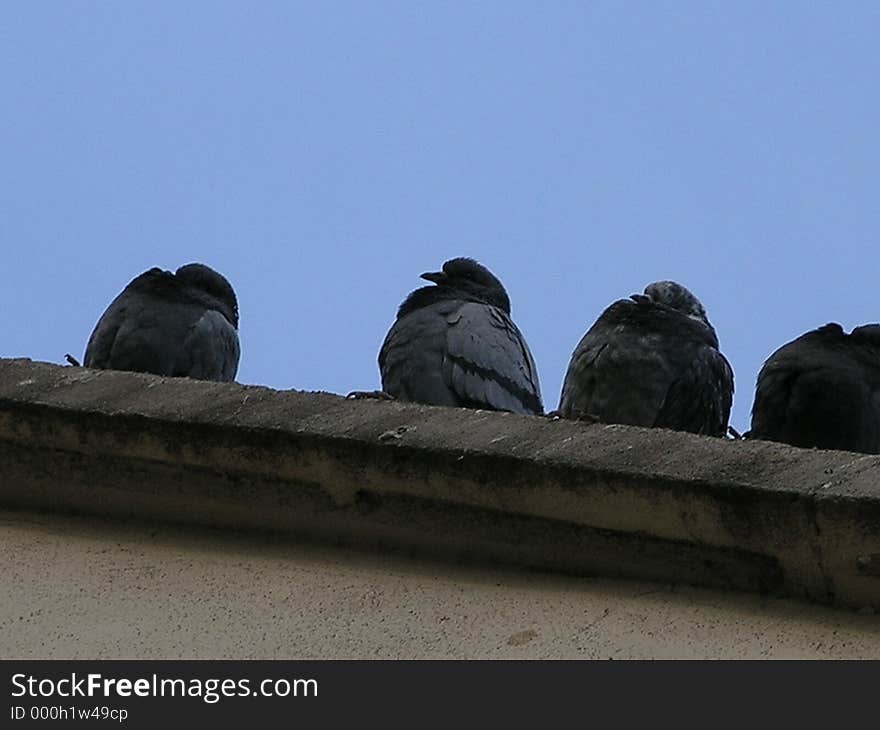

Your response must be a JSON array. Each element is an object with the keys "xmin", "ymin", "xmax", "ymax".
[
  {"xmin": 442, "ymin": 302, "xmax": 543, "ymax": 415},
  {"xmin": 84, "ymin": 293, "xmax": 130, "ymax": 370},
  {"xmin": 85, "ymin": 292, "xmax": 180, "ymax": 376},
  {"xmin": 84, "ymin": 269, "xmax": 176, "ymax": 374},
  {"xmin": 174, "ymin": 309, "xmax": 240, "ymax": 381},
  {"xmin": 750, "ymin": 325, "xmax": 880, "ymax": 451},
  {"xmin": 559, "ymin": 301, "xmax": 671, "ymax": 424},
  {"xmin": 379, "ymin": 305, "xmax": 460, "ymax": 407},
  {"xmin": 654, "ymin": 345, "xmax": 734, "ymax": 436}
]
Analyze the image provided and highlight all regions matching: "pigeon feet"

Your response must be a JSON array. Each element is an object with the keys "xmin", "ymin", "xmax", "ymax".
[
  {"xmin": 544, "ymin": 410, "xmax": 600, "ymax": 424},
  {"xmin": 346, "ymin": 390, "xmax": 395, "ymax": 401}
]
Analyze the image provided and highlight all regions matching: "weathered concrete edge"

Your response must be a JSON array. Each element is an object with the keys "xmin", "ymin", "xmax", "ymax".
[{"xmin": 1, "ymin": 358, "xmax": 879, "ymax": 609}]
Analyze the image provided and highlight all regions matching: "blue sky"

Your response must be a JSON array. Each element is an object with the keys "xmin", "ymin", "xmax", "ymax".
[{"xmin": 3, "ymin": 2, "xmax": 878, "ymax": 432}]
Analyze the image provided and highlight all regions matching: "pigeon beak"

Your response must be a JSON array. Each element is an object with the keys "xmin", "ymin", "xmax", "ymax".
[{"xmin": 420, "ymin": 271, "xmax": 447, "ymax": 285}]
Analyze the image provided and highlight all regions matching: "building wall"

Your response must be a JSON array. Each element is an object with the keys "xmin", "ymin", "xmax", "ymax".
[{"xmin": 3, "ymin": 509, "xmax": 879, "ymax": 660}]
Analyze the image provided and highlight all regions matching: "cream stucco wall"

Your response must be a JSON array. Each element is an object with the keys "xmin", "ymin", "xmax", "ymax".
[{"xmin": 3, "ymin": 510, "xmax": 879, "ymax": 660}]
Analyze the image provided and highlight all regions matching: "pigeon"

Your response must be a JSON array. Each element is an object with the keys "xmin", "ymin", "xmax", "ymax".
[
  {"xmin": 748, "ymin": 323, "xmax": 880, "ymax": 453},
  {"xmin": 378, "ymin": 257, "xmax": 543, "ymax": 415},
  {"xmin": 558, "ymin": 280, "xmax": 733, "ymax": 436},
  {"xmin": 84, "ymin": 263, "xmax": 240, "ymax": 382}
]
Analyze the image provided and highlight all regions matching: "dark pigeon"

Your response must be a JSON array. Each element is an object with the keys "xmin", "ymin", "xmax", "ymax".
[
  {"xmin": 558, "ymin": 281, "xmax": 733, "ymax": 436},
  {"xmin": 748, "ymin": 323, "xmax": 880, "ymax": 453},
  {"xmin": 378, "ymin": 257, "xmax": 543, "ymax": 415},
  {"xmin": 84, "ymin": 263, "xmax": 240, "ymax": 382}
]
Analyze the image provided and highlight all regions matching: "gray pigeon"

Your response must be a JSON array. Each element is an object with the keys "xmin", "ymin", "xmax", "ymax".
[
  {"xmin": 559, "ymin": 281, "xmax": 733, "ymax": 436},
  {"xmin": 84, "ymin": 263, "xmax": 240, "ymax": 382},
  {"xmin": 378, "ymin": 257, "xmax": 543, "ymax": 415},
  {"xmin": 748, "ymin": 323, "xmax": 880, "ymax": 453}
]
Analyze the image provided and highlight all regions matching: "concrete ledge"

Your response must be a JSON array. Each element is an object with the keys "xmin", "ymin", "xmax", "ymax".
[{"xmin": 1, "ymin": 358, "xmax": 879, "ymax": 609}]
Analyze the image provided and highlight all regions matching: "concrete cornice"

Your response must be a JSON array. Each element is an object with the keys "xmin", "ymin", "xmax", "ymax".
[{"xmin": 1, "ymin": 358, "xmax": 879, "ymax": 609}]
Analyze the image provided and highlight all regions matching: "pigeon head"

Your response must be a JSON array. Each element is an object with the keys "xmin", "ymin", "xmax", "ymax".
[
  {"xmin": 175, "ymin": 263, "xmax": 239, "ymax": 328},
  {"xmin": 643, "ymin": 280, "xmax": 709, "ymax": 325},
  {"xmin": 419, "ymin": 257, "xmax": 511, "ymax": 313}
]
